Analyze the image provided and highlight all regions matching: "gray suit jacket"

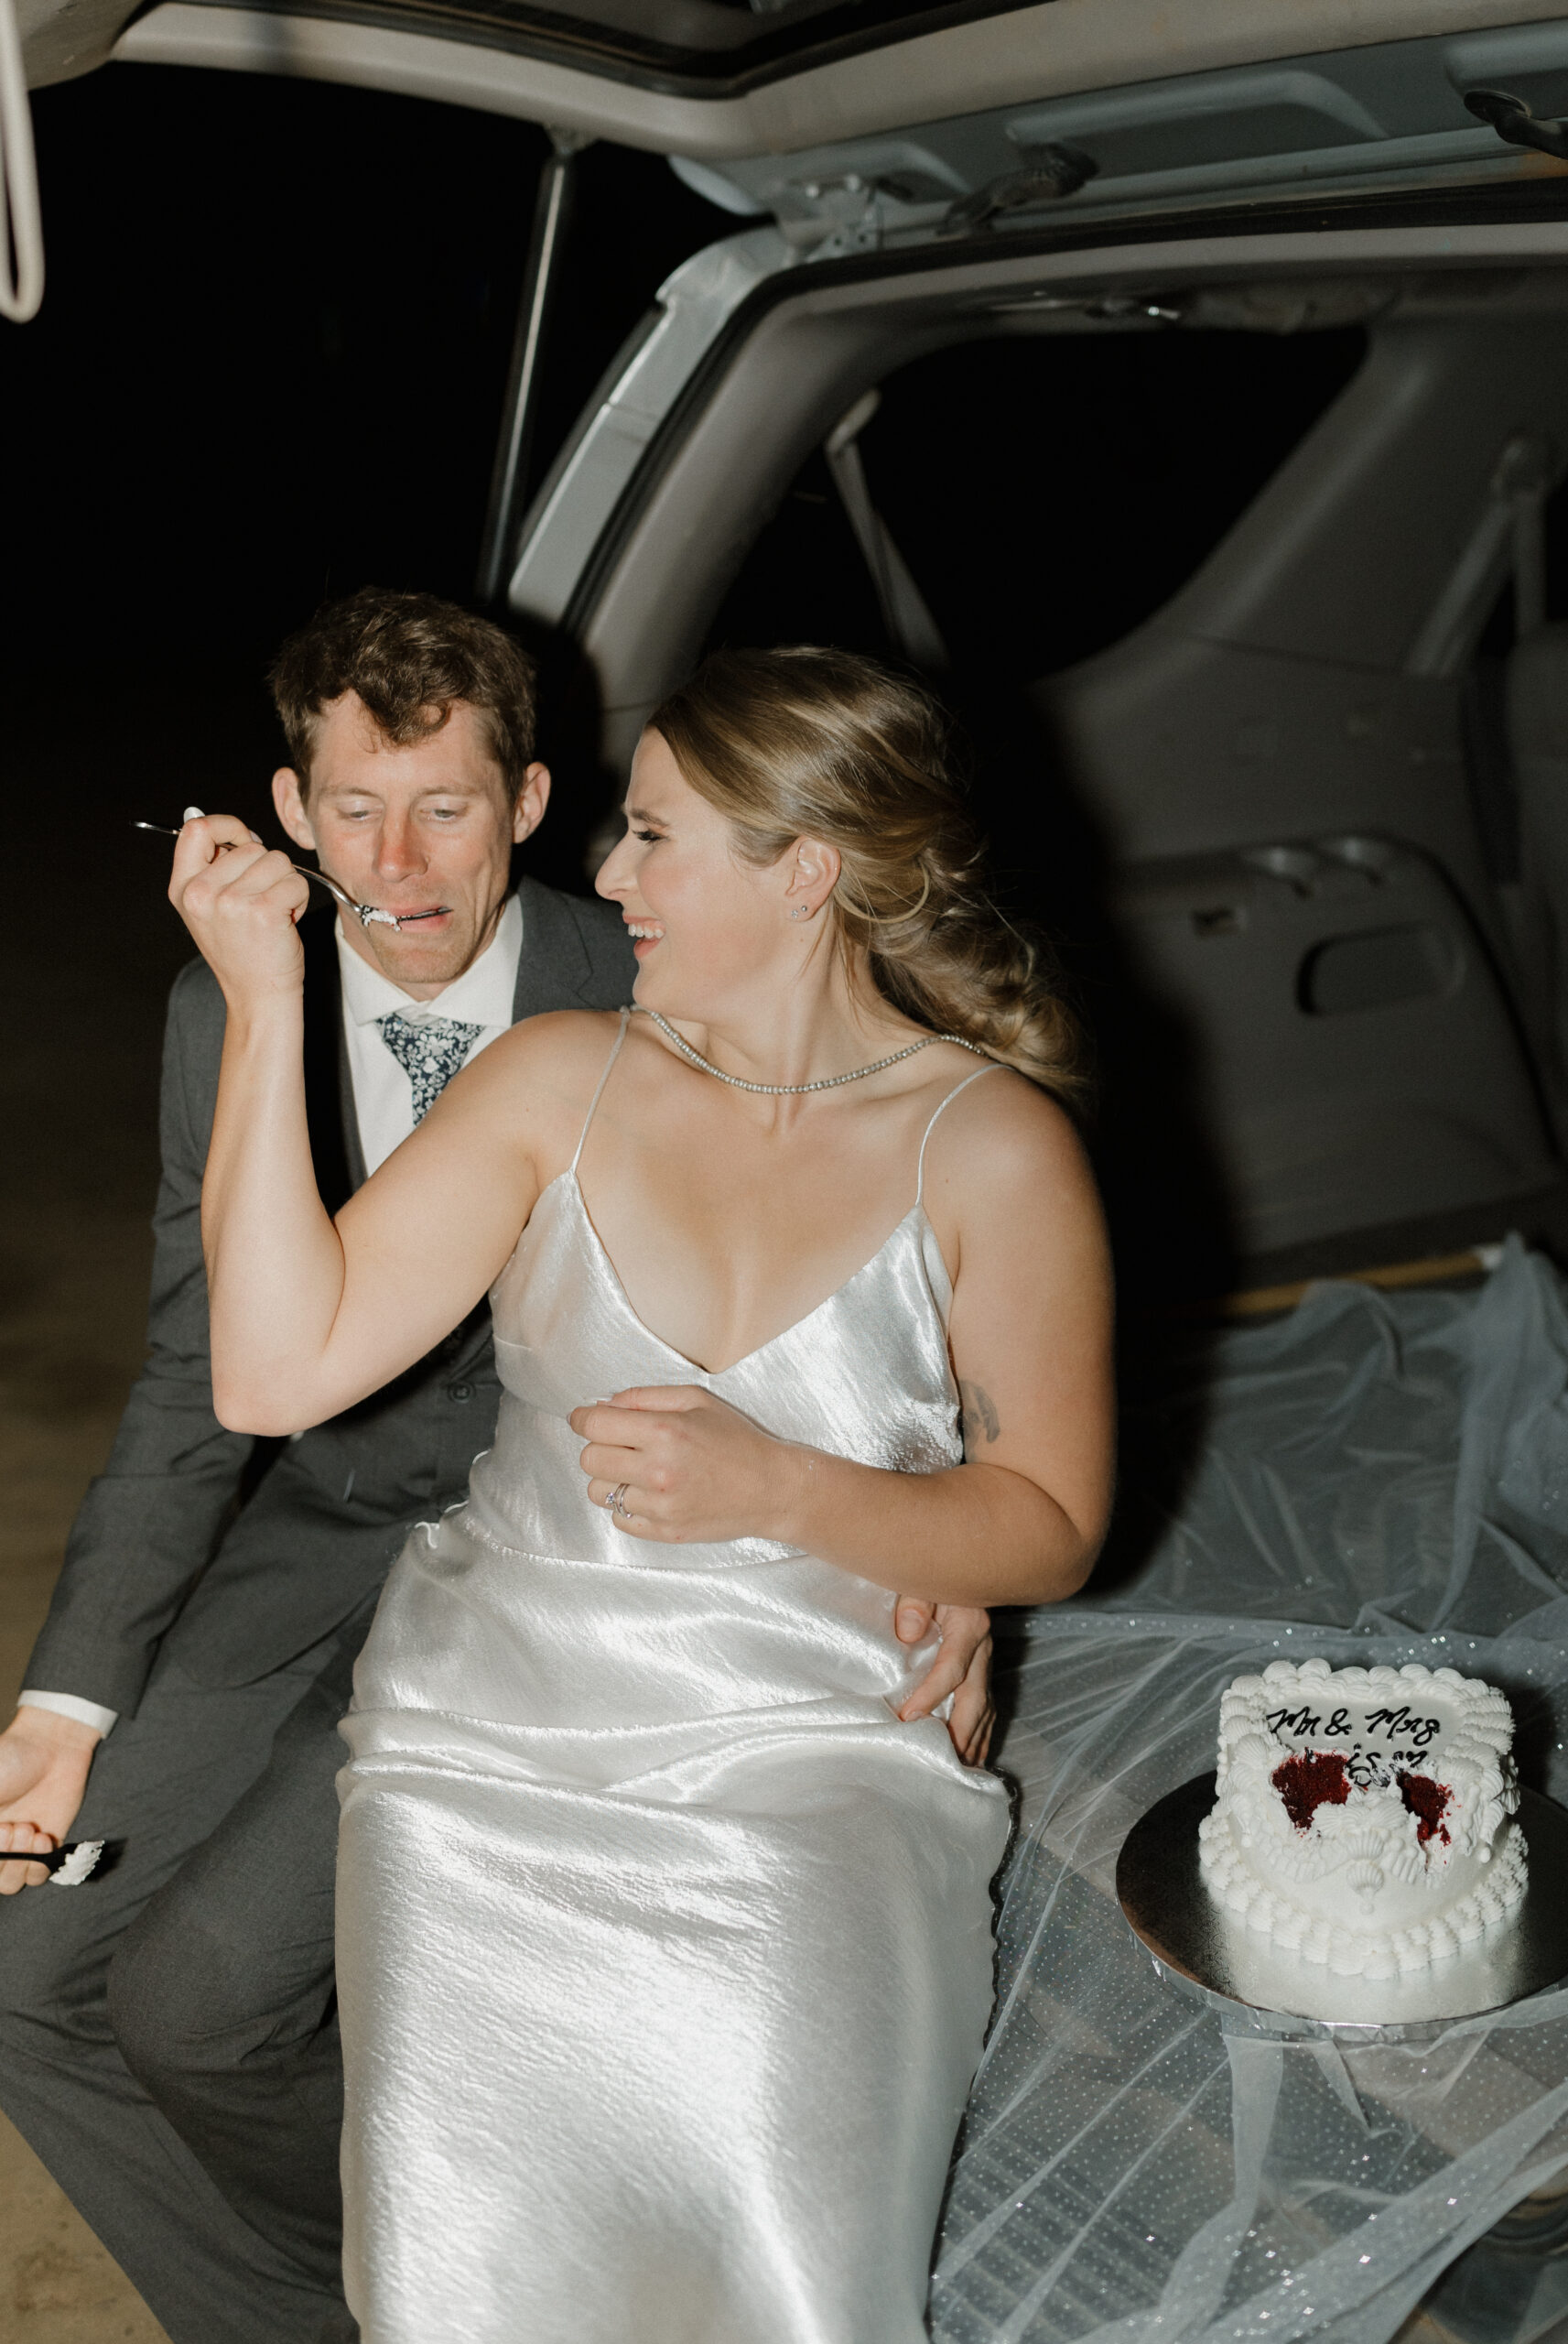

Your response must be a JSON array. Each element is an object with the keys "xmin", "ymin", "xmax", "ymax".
[{"xmin": 26, "ymin": 876, "xmax": 636, "ymax": 1717}]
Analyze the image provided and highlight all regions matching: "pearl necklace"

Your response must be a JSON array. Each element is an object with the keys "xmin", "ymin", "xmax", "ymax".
[{"xmin": 637, "ymin": 1006, "xmax": 988, "ymax": 1096}]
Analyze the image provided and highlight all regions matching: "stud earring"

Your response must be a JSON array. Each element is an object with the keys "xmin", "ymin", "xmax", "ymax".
[{"xmin": 790, "ymin": 905, "xmax": 811, "ymax": 922}]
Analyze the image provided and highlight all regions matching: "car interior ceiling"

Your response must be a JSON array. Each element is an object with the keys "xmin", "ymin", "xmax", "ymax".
[{"xmin": 578, "ymin": 262, "xmax": 1568, "ymax": 1314}]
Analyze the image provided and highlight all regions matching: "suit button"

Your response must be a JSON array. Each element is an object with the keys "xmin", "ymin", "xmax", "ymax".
[{"xmin": 448, "ymin": 1381, "xmax": 474, "ymax": 1404}]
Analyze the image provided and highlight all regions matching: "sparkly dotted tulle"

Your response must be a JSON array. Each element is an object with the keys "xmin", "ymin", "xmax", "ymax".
[{"xmin": 932, "ymin": 1239, "xmax": 1568, "ymax": 2344}]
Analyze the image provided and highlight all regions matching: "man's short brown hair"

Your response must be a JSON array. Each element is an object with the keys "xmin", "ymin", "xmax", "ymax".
[{"xmin": 269, "ymin": 587, "xmax": 539, "ymax": 798}]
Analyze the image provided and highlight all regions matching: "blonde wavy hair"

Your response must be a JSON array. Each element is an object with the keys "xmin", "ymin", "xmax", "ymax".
[{"xmin": 648, "ymin": 646, "xmax": 1087, "ymax": 1102}]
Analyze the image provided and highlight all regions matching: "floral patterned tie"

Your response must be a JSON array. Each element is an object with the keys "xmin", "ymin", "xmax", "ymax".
[{"xmin": 377, "ymin": 1011, "xmax": 485, "ymax": 1123}]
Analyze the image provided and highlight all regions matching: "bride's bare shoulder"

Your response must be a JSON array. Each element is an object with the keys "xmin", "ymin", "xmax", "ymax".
[
  {"xmin": 491, "ymin": 1005, "xmax": 628, "ymax": 1061},
  {"xmin": 920, "ymin": 1055, "xmax": 1100, "ymax": 1228},
  {"xmin": 430, "ymin": 1009, "xmax": 629, "ymax": 1182},
  {"xmin": 465, "ymin": 1008, "xmax": 629, "ymax": 1107}
]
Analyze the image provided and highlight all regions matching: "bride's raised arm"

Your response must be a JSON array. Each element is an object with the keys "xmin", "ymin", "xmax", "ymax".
[{"xmin": 171, "ymin": 814, "xmax": 557, "ymax": 1436}]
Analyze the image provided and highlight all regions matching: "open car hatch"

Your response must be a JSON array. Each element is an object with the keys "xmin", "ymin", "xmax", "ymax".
[{"xmin": 12, "ymin": 0, "xmax": 1568, "ymax": 169}]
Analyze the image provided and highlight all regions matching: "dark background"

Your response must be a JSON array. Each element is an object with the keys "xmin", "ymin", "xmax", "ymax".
[
  {"xmin": 1, "ymin": 65, "xmax": 719, "ymax": 1219},
  {"xmin": 6, "ymin": 66, "xmax": 719, "ymax": 661}
]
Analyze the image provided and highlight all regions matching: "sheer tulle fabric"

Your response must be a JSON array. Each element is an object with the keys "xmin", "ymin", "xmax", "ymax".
[{"xmin": 336, "ymin": 1038, "xmax": 1011, "ymax": 2343}]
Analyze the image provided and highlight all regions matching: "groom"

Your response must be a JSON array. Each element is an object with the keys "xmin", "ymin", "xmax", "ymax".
[{"xmin": 0, "ymin": 588, "xmax": 990, "ymax": 2344}]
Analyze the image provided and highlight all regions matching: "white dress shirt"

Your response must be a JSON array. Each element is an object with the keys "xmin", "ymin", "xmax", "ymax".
[
  {"xmin": 339, "ymin": 891, "xmax": 524, "ymax": 1174},
  {"xmin": 20, "ymin": 895, "xmax": 526, "ymax": 1741}
]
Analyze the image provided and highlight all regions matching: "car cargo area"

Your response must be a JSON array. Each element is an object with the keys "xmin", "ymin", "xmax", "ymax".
[{"xmin": 606, "ymin": 259, "xmax": 1568, "ymax": 1306}]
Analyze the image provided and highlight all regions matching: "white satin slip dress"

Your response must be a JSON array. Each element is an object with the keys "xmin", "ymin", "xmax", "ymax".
[{"xmin": 336, "ymin": 1013, "xmax": 1013, "ymax": 2344}]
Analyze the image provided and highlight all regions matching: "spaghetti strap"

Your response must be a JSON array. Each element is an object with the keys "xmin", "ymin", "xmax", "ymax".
[
  {"xmin": 571, "ymin": 1009, "xmax": 633, "ymax": 1174},
  {"xmin": 915, "ymin": 1062, "xmax": 1005, "ymax": 1207}
]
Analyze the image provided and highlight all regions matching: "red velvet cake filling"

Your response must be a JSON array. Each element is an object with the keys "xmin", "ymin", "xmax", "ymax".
[
  {"xmin": 1271, "ymin": 1750, "xmax": 1350, "ymax": 1831},
  {"xmin": 1397, "ymin": 1771, "xmax": 1453, "ymax": 1846},
  {"xmin": 1268, "ymin": 1750, "xmax": 1454, "ymax": 1845}
]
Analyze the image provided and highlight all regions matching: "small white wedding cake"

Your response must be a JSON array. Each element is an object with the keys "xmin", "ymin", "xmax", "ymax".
[{"xmin": 1197, "ymin": 1657, "xmax": 1526, "ymax": 1978}]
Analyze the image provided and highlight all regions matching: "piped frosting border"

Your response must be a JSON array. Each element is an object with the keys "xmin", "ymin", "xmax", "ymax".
[{"xmin": 1198, "ymin": 1658, "xmax": 1526, "ymax": 1978}]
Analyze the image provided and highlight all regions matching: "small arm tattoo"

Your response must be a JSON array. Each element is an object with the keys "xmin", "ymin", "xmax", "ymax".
[{"xmin": 959, "ymin": 1380, "xmax": 1000, "ymax": 1447}]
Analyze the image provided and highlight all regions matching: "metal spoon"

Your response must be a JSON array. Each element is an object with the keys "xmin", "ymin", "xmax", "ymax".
[{"xmin": 132, "ymin": 820, "xmax": 447, "ymax": 929}]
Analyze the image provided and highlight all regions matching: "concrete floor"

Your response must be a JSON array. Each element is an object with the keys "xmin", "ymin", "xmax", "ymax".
[{"xmin": 0, "ymin": 1206, "xmax": 174, "ymax": 2343}]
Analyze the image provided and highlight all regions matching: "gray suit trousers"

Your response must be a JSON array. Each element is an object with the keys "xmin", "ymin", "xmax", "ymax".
[{"xmin": 0, "ymin": 1602, "xmax": 373, "ymax": 2344}]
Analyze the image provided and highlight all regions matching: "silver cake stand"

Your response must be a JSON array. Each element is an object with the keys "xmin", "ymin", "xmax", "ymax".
[{"xmin": 1117, "ymin": 1774, "xmax": 1568, "ymax": 2035}]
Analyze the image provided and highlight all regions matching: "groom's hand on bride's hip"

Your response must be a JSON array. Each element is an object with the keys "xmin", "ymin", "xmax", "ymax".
[
  {"xmin": 570, "ymin": 1386, "xmax": 995, "ymax": 1768},
  {"xmin": 896, "ymin": 1604, "xmax": 995, "ymax": 1769},
  {"xmin": 0, "ymin": 1706, "xmax": 101, "ymax": 1894}
]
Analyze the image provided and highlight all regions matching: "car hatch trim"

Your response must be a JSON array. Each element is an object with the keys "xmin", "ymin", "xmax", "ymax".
[
  {"xmin": 546, "ymin": 179, "xmax": 1568, "ymax": 657},
  {"xmin": 109, "ymin": 0, "xmax": 1568, "ymax": 158}
]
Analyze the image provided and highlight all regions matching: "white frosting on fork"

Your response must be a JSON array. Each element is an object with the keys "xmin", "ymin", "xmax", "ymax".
[{"xmin": 48, "ymin": 1839, "xmax": 104, "ymax": 1888}]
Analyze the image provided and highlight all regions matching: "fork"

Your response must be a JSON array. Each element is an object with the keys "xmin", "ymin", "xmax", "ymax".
[{"xmin": 133, "ymin": 819, "xmax": 402, "ymax": 926}]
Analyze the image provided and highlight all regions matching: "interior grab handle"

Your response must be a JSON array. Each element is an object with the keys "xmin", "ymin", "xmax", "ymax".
[
  {"xmin": 1464, "ymin": 87, "xmax": 1568, "ymax": 164},
  {"xmin": 0, "ymin": 0, "xmax": 44, "ymax": 323},
  {"xmin": 941, "ymin": 147, "xmax": 1097, "ymax": 235}
]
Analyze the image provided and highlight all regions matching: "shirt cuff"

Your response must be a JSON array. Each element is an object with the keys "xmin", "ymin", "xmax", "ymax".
[{"xmin": 17, "ymin": 1690, "xmax": 118, "ymax": 1738}]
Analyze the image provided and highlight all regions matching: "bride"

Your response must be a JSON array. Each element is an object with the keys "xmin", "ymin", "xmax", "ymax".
[{"xmin": 174, "ymin": 645, "xmax": 1114, "ymax": 2344}]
